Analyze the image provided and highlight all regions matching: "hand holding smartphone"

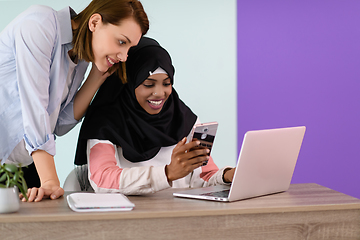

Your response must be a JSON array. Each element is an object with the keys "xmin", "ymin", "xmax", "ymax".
[{"xmin": 187, "ymin": 122, "xmax": 218, "ymax": 166}]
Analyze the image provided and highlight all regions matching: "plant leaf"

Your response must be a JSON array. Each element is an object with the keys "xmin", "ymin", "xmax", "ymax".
[
  {"xmin": 8, "ymin": 180, "xmax": 16, "ymax": 188},
  {"xmin": 14, "ymin": 182, "xmax": 28, "ymax": 201},
  {"xmin": 3, "ymin": 164, "xmax": 18, "ymax": 173},
  {"xmin": 0, "ymin": 163, "xmax": 28, "ymax": 201},
  {"xmin": 16, "ymin": 183, "xmax": 28, "ymax": 201},
  {"xmin": 12, "ymin": 171, "xmax": 20, "ymax": 182},
  {"xmin": 0, "ymin": 173, "xmax": 6, "ymax": 183},
  {"xmin": 6, "ymin": 175, "xmax": 11, "ymax": 188},
  {"xmin": 20, "ymin": 176, "xmax": 28, "ymax": 194}
]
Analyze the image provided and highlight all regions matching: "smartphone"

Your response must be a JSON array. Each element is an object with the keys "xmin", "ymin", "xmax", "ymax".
[{"xmin": 187, "ymin": 122, "xmax": 218, "ymax": 166}]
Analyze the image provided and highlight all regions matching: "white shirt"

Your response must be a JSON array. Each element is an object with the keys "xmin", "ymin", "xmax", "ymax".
[
  {"xmin": 6, "ymin": 51, "xmax": 78, "ymax": 166},
  {"xmin": 0, "ymin": 5, "xmax": 89, "ymax": 164}
]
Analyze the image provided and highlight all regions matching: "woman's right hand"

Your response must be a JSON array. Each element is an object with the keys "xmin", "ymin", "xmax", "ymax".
[{"xmin": 165, "ymin": 137, "xmax": 209, "ymax": 183}]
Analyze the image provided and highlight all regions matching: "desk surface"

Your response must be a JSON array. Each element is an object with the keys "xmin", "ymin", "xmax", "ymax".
[
  {"xmin": 1, "ymin": 183, "xmax": 359, "ymax": 223},
  {"xmin": 1, "ymin": 183, "xmax": 360, "ymax": 240}
]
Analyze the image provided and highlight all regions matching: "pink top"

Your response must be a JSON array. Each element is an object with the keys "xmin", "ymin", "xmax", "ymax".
[{"xmin": 86, "ymin": 139, "xmax": 231, "ymax": 195}]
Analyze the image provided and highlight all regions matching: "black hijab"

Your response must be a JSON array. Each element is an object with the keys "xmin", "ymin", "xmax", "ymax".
[{"xmin": 75, "ymin": 37, "xmax": 197, "ymax": 164}]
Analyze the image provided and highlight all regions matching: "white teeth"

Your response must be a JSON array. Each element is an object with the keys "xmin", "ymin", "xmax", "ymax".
[
  {"xmin": 107, "ymin": 57, "xmax": 114, "ymax": 65},
  {"xmin": 148, "ymin": 100, "xmax": 162, "ymax": 106}
]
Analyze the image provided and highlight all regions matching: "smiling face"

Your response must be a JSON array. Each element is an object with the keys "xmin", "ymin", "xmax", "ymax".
[
  {"xmin": 134, "ymin": 73, "xmax": 172, "ymax": 115},
  {"xmin": 89, "ymin": 15, "xmax": 142, "ymax": 72}
]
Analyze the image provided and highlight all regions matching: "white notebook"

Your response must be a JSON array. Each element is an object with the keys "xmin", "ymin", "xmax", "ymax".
[{"xmin": 67, "ymin": 193, "xmax": 135, "ymax": 212}]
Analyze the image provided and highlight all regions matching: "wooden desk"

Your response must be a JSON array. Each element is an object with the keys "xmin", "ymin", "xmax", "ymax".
[{"xmin": 0, "ymin": 183, "xmax": 359, "ymax": 240}]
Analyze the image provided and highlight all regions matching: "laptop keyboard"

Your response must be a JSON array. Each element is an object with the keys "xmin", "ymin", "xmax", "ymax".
[{"xmin": 200, "ymin": 189, "xmax": 230, "ymax": 198}]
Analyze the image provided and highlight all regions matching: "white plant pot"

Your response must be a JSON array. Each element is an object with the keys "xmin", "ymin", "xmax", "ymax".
[{"xmin": 0, "ymin": 187, "xmax": 20, "ymax": 213}]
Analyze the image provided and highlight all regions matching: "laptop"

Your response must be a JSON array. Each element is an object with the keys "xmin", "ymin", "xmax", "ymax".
[{"xmin": 173, "ymin": 126, "xmax": 306, "ymax": 202}]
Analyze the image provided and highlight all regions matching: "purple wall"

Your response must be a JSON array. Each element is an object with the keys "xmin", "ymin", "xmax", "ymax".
[{"xmin": 237, "ymin": 0, "xmax": 360, "ymax": 198}]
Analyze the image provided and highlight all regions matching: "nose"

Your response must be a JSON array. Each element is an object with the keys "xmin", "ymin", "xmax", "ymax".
[
  {"xmin": 117, "ymin": 52, "xmax": 128, "ymax": 62},
  {"xmin": 153, "ymin": 85, "xmax": 165, "ymax": 97},
  {"xmin": 116, "ymin": 54, "xmax": 125, "ymax": 62}
]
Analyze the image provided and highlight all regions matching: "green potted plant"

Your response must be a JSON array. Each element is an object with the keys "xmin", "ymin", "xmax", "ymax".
[{"xmin": 0, "ymin": 163, "xmax": 28, "ymax": 213}]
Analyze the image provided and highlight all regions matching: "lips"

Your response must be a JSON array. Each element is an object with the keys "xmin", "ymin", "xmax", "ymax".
[
  {"xmin": 147, "ymin": 99, "xmax": 164, "ymax": 109},
  {"xmin": 106, "ymin": 57, "xmax": 118, "ymax": 67}
]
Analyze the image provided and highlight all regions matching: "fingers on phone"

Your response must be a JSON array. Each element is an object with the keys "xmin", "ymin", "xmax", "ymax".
[
  {"xmin": 183, "ymin": 140, "xmax": 200, "ymax": 153},
  {"xmin": 189, "ymin": 153, "xmax": 209, "ymax": 167}
]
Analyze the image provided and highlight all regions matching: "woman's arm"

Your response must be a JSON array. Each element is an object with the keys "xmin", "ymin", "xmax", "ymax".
[
  {"xmin": 189, "ymin": 164, "xmax": 234, "ymax": 188},
  {"xmin": 88, "ymin": 140, "xmax": 170, "ymax": 195},
  {"xmin": 223, "ymin": 167, "xmax": 236, "ymax": 183},
  {"xmin": 55, "ymin": 63, "xmax": 112, "ymax": 134},
  {"xmin": 88, "ymin": 138, "xmax": 214, "ymax": 194},
  {"xmin": 73, "ymin": 64, "xmax": 112, "ymax": 121},
  {"xmin": 15, "ymin": 12, "xmax": 57, "ymax": 157},
  {"xmin": 23, "ymin": 150, "xmax": 64, "ymax": 202},
  {"xmin": 12, "ymin": 10, "xmax": 67, "ymax": 202}
]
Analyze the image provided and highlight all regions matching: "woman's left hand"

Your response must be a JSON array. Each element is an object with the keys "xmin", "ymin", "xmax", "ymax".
[
  {"xmin": 223, "ymin": 167, "xmax": 236, "ymax": 183},
  {"xmin": 20, "ymin": 180, "xmax": 64, "ymax": 202},
  {"xmin": 73, "ymin": 63, "xmax": 116, "ymax": 120},
  {"xmin": 89, "ymin": 63, "xmax": 111, "ymax": 83}
]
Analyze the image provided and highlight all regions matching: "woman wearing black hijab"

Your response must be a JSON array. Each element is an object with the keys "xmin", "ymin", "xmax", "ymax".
[{"xmin": 74, "ymin": 37, "xmax": 234, "ymax": 194}]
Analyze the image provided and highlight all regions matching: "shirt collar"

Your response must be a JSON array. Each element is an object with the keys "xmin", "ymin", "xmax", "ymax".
[{"xmin": 56, "ymin": 6, "xmax": 76, "ymax": 45}]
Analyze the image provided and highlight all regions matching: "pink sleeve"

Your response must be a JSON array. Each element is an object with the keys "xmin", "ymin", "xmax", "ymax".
[
  {"xmin": 89, "ymin": 143, "xmax": 123, "ymax": 189},
  {"xmin": 199, "ymin": 156, "xmax": 219, "ymax": 182}
]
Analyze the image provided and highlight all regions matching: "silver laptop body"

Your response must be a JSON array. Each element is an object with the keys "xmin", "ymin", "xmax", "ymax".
[{"xmin": 173, "ymin": 126, "xmax": 306, "ymax": 202}]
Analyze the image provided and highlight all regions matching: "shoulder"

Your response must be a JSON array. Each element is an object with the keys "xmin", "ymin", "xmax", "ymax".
[
  {"xmin": 16, "ymin": 5, "xmax": 57, "ymax": 22},
  {"xmin": 16, "ymin": 5, "xmax": 58, "ymax": 30},
  {"xmin": 13, "ymin": 5, "xmax": 59, "ymax": 44},
  {"xmin": 26, "ymin": 5, "xmax": 56, "ymax": 16}
]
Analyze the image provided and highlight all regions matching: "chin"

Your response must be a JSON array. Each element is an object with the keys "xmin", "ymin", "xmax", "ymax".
[
  {"xmin": 94, "ymin": 63, "xmax": 108, "ymax": 73},
  {"xmin": 153, "ymin": 110, "xmax": 162, "ymax": 115},
  {"xmin": 146, "ymin": 109, "xmax": 161, "ymax": 115}
]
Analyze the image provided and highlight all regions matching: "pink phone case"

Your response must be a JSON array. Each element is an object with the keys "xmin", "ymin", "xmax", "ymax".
[{"xmin": 188, "ymin": 122, "xmax": 218, "ymax": 166}]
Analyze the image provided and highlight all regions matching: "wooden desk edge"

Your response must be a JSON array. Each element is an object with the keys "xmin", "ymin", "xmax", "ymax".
[
  {"xmin": 1, "ymin": 183, "xmax": 360, "ymax": 223},
  {"xmin": 2, "ymin": 201, "xmax": 360, "ymax": 223}
]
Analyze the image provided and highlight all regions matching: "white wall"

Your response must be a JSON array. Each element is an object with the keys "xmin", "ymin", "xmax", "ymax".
[{"xmin": 0, "ymin": 0, "xmax": 237, "ymax": 186}]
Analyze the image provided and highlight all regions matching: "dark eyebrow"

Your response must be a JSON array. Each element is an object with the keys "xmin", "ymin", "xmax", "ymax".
[
  {"xmin": 121, "ymin": 34, "xmax": 131, "ymax": 43},
  {"xmin": 146, "ymin": 77, "xmax": 170, "ymax": 81}
]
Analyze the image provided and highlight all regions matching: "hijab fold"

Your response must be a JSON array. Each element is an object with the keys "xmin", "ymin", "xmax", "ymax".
[{"xmin": 75, "ymin": 37, "xmax": 197, "ymax": 164}]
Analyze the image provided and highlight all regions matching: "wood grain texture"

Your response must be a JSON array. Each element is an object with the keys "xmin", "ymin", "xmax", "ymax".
[{"xmin": 0, "ymin": 183, "xmax": 359, "ymax": 240}]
